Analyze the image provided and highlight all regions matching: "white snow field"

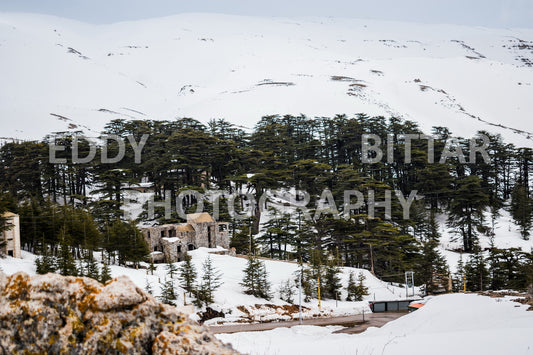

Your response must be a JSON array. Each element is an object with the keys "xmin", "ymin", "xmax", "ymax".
[
  {"xmin": 217, "ymin": 293, "xmax": 533, "ymax": 355},
  {"xmin": 0, "ymin": 13, "xmax": 532, "ymax": 146},
  {"xmin": 0, "ymin": 247, "xmax": 411, "ymax": 323}
]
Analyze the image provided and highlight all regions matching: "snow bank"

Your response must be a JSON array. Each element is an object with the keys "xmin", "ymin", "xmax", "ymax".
[{"xmin": 217, "ymin": 293, "xmax": 533, "ymax": 355}]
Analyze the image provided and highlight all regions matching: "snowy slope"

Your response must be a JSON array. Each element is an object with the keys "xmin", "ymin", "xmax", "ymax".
[
  {"xmin": 437, "ymin": 207, "xmax": 533, "ymax": 273},
  {"xmin": 1, "ymin": 13, "xmax": 532, "ymax": 146},
  {"xmin": 217, "ymin": 293, "xmax": 533, "ymax": 355},
  {"xmin": 0, "ymin": 248, "xmax": 413, "ymax": 322}
]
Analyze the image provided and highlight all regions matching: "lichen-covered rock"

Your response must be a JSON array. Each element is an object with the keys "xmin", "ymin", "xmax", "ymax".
[{"xmin": 0, "ymin": 271, "xmax": 240, "ymax": 354}]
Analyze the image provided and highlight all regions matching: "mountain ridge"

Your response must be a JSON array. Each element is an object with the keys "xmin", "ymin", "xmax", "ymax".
[{"xmin": 1, "ymin": 12, "xmax": 532, "ymax": 146}]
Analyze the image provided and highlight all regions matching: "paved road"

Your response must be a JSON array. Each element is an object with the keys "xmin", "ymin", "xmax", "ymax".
[{"xmin": 208, "ymin": 311, "xmax": 408, "ymax": 334}]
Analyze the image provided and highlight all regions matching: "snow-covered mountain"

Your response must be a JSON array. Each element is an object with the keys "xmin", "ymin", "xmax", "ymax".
[{"xmin": 1, "ymin": 12, "xmax": 532, "ymax": 145}]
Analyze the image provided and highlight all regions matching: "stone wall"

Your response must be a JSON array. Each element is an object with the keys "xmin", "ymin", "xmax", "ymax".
[{"xmin": 142, "ymin": 216, "xmax": 230, "ymax": 263}]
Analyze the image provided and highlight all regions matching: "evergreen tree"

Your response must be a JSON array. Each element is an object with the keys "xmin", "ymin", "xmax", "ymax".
[
  {"xmin": 193, "ymin": 282, "xmax": 209, "ymax": 308},
  {"xmin": 447, "ymin": 175, "xmax": 490, "ymax": 252},
  {"xmin": 159, "ymin": 278, "xmax": 177, "ymax": 305},
  {"xmin": 346, "ymin": 271, "xmax": 369, "ymax": 301},
  {"xmin": 56, "ymin": 228, "xmax": 78, "ymax": 276},
  {"xmin": 323, "ymin": 255, "xmax": 342, "ymax": 300},
  {"xmin": 356, "ymin": 272, "xmax": 369, "ymax": 298},
  {"xmin": 148, "ymin": 258, "xmax": 157, "ymax": 275},
  {"xmin": 464, "ymin": 242, "xmax": 490, "ymax": 291},
  {"xmin": 452, "ymin": 254, "xmax": 466, "ymax": 292},
  {"xmin": 510, "ymin": 181, "xmax": 533, "ymax": 240},
  {"xmin": 299, "ymin": 250, "xmax": 324, "ymax": 301},
  {"xmin": 35, "ymin": 253, "xmax": 57, "ymax": 274},
  {"xmin": 178, "ymin": 252, "xmax": 197, "ymax": 296},
  {"xmin": 258, "ymin": 209, "xmax": 296, "ymax": 259},
  {"xmin": 346, "ymin": 272, "xmax": 358, "ymax": 301},
  {"xmin": 107, "ymin": 219, "xmax": 149, "ymax": 266},
  {"xmin": 197, "ymin": 256, "xmax": 222, "ymax": 306},
  {"xmin": 294, "ymin": 262, "xmax": 314, "ymax": 302},
  {"xmin": 240, "ymin": 254, "xmax": 271, "ymax": 300},
  {"xmin": 489, "ymin": 247, "xmax": 525, "ymax": 290},
  {"xmin": 84, "ymin": 251, "xmax": 100, "ymax": 280},
  {"xmin": 413, "ymin": 209, "xmax": 450, "ymax": 293},
  {"xmin": 145, "ymin": 278, "xmax": 153, "ymax": 295},
  {"xmin": 166, "ymin": 262, "xmax": 178, "ymax": 279},
  {"xmin": 230, "ymin": 222, "xmax": 255, "ymax": 255},
  {"xmin": 417, "ymin": 238, "xmax": 449, "ymax": 293},
  {"xmin": 279, "ymin": 279, "xmax": 295, "ymax": 304},
  {"xmin": 35, "ymin": 243, "xmax": 57, "ymax": 274},
  {"xmin": 99, "ymin": 260, "xmax": 112, "ymax": 284}
]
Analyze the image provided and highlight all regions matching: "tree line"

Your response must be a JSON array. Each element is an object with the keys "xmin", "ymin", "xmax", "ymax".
[{"xmin": 1, "ymin": 114, "xmax": 532, "ymax": 292}]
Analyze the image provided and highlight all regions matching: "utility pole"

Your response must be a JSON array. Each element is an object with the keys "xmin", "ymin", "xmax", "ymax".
[
  {"xmin": 299, "ymin": 271, "xmax": 302, "ymax": 325},
  {"xmin": 405, "ymin": 272, "xmax": 408, "ymax": 298},
  {"xmin": 317, "ymin": 276, "xmax": 321, "ymax": 311},
  {"xmin": 249, "ymin": 217, "xmax": 253, "ymax": 255},
  {"xmin": 370, "ymin": 244, "xmax": 375, "ymax": 275},
  {"xmin": 405, "ymin": 271, "xmax": 415, "ymax": 298}
]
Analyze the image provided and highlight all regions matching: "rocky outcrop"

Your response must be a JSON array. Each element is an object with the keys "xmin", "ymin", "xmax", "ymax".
[{"xmin": 0, "ymin": 271, "xmax": 240, "ymax": 354}]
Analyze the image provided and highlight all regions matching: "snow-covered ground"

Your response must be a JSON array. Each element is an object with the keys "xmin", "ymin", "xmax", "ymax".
[
  {"xmin": 217, "ymin": 293, "xmax": 533, "ymax": 355},
  {"xmin": 438, "ymin": 207, "xmax": 533, "ymax": 273},
  {"xmin": 0, "ymin": 247, "xmax": 414, "ymax": 324},
  {"xmin": 0, "ymin": 13, "xmax": 532, "ymax": 146}
]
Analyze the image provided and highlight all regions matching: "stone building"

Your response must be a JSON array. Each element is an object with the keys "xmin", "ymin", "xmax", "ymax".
[
  {"xmin": 141, "ymin": 213, "xmax": 229, "ymax": 263},
  {"xmin": 1, "ymin": 212, "xmax": 21, "ymax": 258}
]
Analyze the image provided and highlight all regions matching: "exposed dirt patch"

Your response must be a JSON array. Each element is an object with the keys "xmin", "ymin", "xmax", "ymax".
[
  {"xmin": 235, "ymin": 304, "xmax": 312, "ymax": 323},
  {"xmin": 257, "ymin": 79, "xmax": 295, "ymax": 87},
  {"xmin": 478, "ymin": 290, "xmax": 525, "ymax": 298},
  {"xmin": 478, "ymin": 290, "xmax": 533, "ymax": 311},
  {"xmin": 197, "ymin": 307, "xmax": 225, "ymax": 324},
  {"xmin": 331, "ymin": 75, "xmax": 356, "ymax": 82},
  {"xmin": 511, "ymin": 296, "xmax": 533, "ymax": 311}
]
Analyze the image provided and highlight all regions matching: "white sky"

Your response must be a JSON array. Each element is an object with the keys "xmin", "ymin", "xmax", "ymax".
[{"xmin": 0, "ymin": 0, "xmax": 532, "ymax": 28}]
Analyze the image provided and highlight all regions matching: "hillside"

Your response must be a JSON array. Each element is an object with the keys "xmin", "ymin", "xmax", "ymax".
[
  {"xmin": 0, "ymin": 13, "xmax": 532, "ymax": 146},
  {"xmin": 0, "ymin": 248, "xmax": 413, "ymax": 324}
]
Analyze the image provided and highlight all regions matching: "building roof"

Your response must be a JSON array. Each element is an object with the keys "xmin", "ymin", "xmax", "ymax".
[
  {"xmin": 142, "ymin": 223, "xmax": 194, "ymax": 232},
  {"xmin": 187, "ymin": 212, "xmax": 215, "ymax": 224},
  {"xmin": 408, "ymin": 303, "xmax": 425, "ymax": 309},
  {"xmin": 176, "ymin": 224, "xmax": 195, "ymax": 232},
  {"xmin": 162, "ymin": 237, "xmax": 180, "ymax": 243},
  {"xmin": 1, "ymin": 212, "xmax": 18, "ymax": 218}
]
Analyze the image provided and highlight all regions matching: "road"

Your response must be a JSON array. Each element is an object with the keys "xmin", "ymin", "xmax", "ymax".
[{"xmin": 207, "ymin": 311, "xmax": 408, "ymax": 334}]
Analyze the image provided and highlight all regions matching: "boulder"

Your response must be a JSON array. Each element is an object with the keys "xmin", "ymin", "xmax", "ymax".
[{"xmin": 0, "ymin": 271, "xmax": 239, "ymax": 354}]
